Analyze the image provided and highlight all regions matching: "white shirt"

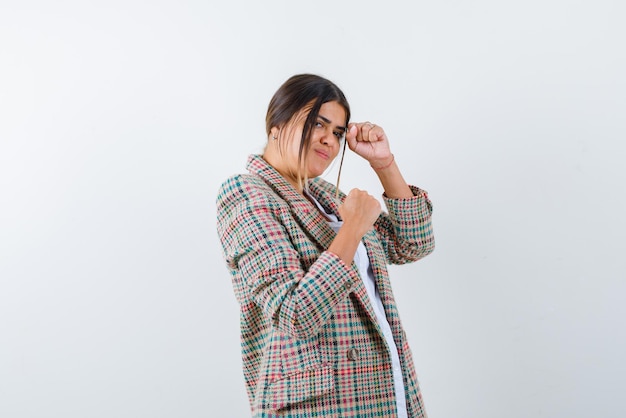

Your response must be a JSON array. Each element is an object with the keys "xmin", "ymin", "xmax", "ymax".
[{"xmin": 306, "ymin": 192, "xmax": 408, "ymax": 418}]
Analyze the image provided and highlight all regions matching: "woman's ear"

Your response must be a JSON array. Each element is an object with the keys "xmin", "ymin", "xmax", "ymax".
[{"xmin": 270, "ymin": 127, "xmax": 280, "ymax": 141}]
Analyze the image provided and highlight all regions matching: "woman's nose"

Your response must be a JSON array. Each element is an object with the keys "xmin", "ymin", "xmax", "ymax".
[{"xmin": 320, "ymin": 128, "xmax": 334, "ymax": 145}]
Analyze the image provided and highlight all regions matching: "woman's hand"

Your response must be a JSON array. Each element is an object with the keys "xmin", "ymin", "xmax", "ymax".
[
  {"xmin": 328, "ymin": 188, "xmax": 381, "ymax": 265},
  {"xmin": 338, "ymin": 188, "xmax": 381, "ymax": 238},
  {"xmin": 345, "ymin": 121, "xmax": 414, "ymax": 199},
  {"xmin": 345, "ymin": 122, "xmax": 393, "ymax": 168}
]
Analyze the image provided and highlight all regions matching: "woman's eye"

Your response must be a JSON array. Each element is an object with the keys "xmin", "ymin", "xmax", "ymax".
[
  {"xmin": 334, "ymin": 131, "xmax": 343, "ymax": 139},
  {"xmin": 315, "ymin": 121, "xmax": 323, "ymax": 128}
]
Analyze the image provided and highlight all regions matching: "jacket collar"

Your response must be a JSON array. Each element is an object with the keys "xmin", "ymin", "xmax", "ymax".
[
  {"xmin": 246, "ymin": 154, "xmax": 337, "ymax": 250},
  {"xmin": 246, "ymin": 154, "xmax": 312, "ymax": 209},
  {"xmin": 246, "ymin": 154, "xmax": 344, "ymax": 215}
]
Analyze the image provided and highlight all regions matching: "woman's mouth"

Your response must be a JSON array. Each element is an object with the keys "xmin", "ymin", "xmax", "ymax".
[{"xmin": 314, "ymin": 149, "xmax": 329, "ymax": 160}]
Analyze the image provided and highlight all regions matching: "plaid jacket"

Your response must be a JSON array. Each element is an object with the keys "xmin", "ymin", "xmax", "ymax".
[{"xmin": 217, "ymin": 155, "xmax": 435, "ymax": 417}]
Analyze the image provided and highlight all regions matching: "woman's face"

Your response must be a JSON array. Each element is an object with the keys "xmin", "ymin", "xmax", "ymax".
[{"xmin": 275, "ymin": 101, "xmax": 347, "ymax": 182}]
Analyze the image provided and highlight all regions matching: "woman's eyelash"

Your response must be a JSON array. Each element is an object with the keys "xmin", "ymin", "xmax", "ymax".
[{"xmin": 315, "ymin": 120, "xmax": 343, "ymax": 139}]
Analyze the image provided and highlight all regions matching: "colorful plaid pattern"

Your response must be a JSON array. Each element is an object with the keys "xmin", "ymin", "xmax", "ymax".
[{"xmin": 216, "ymin": 155, "xmax": 435, "ymax": 417}]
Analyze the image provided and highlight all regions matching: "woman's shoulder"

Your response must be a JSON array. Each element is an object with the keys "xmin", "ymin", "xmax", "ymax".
[
  {"xmin": 217, "ymin": 173, "xmax": 279, "ymax": 210},
  {"xmin": 218, "ymin": 173, "xmax": 268, "ymax": 194}
]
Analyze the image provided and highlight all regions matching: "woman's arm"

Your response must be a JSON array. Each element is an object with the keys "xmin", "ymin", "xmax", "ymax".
[
  {"xmin": 217, "ymin": 175, "xmax": 358, "ymax": 340},
  {"xmin": 371, "ymin": 155, "xmax": 413, "ymax": 198},
  {"xmin": 344, "ymin": 122, "xmax": 435, "ymax": 263}
]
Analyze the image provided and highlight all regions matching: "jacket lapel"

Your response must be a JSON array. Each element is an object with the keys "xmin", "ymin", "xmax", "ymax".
[
  {"xmin": 308, "ymin": 179, "xmax": 386, "ymax": 334},
  {"xmin": 362, "ymin": 229, "xmax": 401, "ymax": 333},
  {"xmin": 246, "ymin": 155, "xmax": 336, "ymax": 251},
  {"xmin": 311, "ymin": 179, "xmax": 400, "ymax": 336}
]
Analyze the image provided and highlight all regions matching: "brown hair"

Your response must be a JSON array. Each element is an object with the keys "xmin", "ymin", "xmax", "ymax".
[{"xmin": 266, "ymin": 74, "xmax": 350, "ymax": 188}]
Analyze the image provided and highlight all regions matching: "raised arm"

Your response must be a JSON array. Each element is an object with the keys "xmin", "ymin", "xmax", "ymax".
[{"xmin": 345, "ymin": 122, "xmax": 435, "ymax": 263}]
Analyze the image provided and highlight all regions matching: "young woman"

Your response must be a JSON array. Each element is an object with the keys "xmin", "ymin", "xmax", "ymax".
[{"xmin": 217, "ymin": 74, "xmax": 435, "ymax": 417}]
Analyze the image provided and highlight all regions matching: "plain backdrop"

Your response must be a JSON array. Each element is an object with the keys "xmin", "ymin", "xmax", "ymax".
[{"xmin": 1, "ymin": 1, "xmax": 625, "ymax": 417}]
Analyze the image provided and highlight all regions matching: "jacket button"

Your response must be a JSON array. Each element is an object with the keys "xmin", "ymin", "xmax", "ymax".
[{"xmin": 347, "ymin": 348, "xmax": 359, "ymax": 361}]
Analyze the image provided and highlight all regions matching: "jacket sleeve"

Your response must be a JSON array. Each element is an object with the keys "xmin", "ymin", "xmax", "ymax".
[
  {"xmin": 216, "ymin": 175, "xmax": 356, "ymax": 340},
  {"xmin": 374, "ymin": 185, "xmax": 435, "ymax": 264}
]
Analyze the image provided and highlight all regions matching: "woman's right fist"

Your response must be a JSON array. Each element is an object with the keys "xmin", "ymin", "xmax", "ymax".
[{"xmin": 338, "ymin": 188, "xmax": 381, "ymax": 238}]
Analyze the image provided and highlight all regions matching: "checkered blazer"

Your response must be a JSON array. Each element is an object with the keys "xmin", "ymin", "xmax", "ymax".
[{"xmin": 217, "ymin": 155, "xmax": 435, "ymax": 417}]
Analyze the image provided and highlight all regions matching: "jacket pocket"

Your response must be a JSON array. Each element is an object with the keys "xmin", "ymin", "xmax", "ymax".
[{"xmin": 262, "ymin": 364, "xmax": 334, "ymax": 412}]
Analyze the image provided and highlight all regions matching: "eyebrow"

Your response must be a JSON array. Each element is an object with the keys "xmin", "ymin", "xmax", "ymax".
[{"xmin": 318, "ymin": 115, "xmax": 346, "ymax": 132}]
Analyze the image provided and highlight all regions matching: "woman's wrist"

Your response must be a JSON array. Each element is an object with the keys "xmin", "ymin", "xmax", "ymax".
[
  {"xmin": 373, "ymin": 156, "xmax": 414, "ymax": 198},
  {"xmin": 370, "ymin": 154, "xmax": 395, "ymax": 171}
]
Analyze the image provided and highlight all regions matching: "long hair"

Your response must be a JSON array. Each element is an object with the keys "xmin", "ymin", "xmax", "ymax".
[{"xmin": 266, "ymin": 74, "xmax": 350, "ymax": 192}]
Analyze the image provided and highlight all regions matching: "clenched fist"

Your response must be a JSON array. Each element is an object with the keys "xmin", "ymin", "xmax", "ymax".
[{"xmin": 338, "ymin": 188, "xmax": 381, "ymax": 239}]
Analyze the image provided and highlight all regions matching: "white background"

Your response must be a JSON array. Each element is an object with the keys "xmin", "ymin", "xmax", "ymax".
[{"xmin": 1, "ymin": 1, "xmax": 625, "ymax": 417}]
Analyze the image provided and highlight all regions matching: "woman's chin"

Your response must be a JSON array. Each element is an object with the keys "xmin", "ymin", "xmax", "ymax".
[
  {"xmin": 308, "ymin": 167, "xmax": 328, "ymax": 179},
  {"xmin": 308, "ymin": 161, "xmax": 335, "ymax": 178}
]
